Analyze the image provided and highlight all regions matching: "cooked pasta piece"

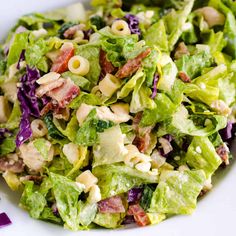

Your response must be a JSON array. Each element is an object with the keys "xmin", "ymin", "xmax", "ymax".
[
  {"xmin": 111, "ymin": 20, "xmax": 131, "ymax": 36},
  {"xmin": 76, "ymin": 170, "xmax": 98, "ymax": 193},
  {"xmin": 98, "ymin": 73, "xmax": 121, "ymax": 97},
  {"xmin": 30, "ymin": 119, "xmax": 48, "ymax": 138},
  {"xmin": 68, "ymin": 55, "xmax": 90, "ymax": 75}
]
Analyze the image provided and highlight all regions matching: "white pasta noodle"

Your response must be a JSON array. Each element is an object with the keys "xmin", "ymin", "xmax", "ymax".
[
  {"xmin": 87, "ymin": 185, "xmax": 102, "ymax": 203},
  {"xmin": 111, "ymin": 20, "xmax": 131, "ymax": 36},
  {"xmin": 76, "ymin": 170, "xmax": 98, "ymax": 193},
  {"xmin": 74, "ymin": 30, "xmax": 84, "ymax": 43},
  {"xmin": 124, "ymin": 144, "xmax": 151, "ymax": 168},
  {"xmin": 30, "ymin": 119, "xmax": 48, "ymax": 138},
  {"xmin": 98, "ymin": 73, "xmax": 121, "ymax": 97},
  {"xmin": 68, "ymin": 55, "xmax": 90, "ymax": 76}
]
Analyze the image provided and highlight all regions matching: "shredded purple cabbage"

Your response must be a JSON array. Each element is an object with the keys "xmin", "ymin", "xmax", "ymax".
[
  {"xmin": 0, "ymin": 212, "xmax": 12, "ymax": 228},
  {"xmin": 151, "ymin": 73, "xmax": 159, "ymax": 99},
  {"xmin": 125, "ymin": 14, "xmax": 141, "ymax": 37},
  {"xmin": 122, "ymin": 215, "xmax": 135, "ymax": 225},
  {"xmin": 219, "ymin": 121, "xmax": 233, "ymax": 141},
  {"xmin": 17, "ymin": 49, "xmax": 25, "ymax": 70},
  {"xmin": 16, "ymin": 66, "xmax": 40, "ymax": 147},
  {"xmin": 83, "ymin": 29, "xmax": 94, "ymax": 40},
  {"xmin": 128, "ymin": 188, "xmax": 143, "ymax": 203}
]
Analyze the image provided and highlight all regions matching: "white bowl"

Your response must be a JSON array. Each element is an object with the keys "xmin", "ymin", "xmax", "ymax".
[{"xmin": 1, "ymin": 1, "xmax": 236, "ymax": 236}]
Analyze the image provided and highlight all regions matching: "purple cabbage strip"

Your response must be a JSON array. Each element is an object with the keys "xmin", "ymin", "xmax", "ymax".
[
  {"xmin": 83, "ymin": 29, "xmax": 94, "ymax": 40},
  {"xmin": 0, "ymin": 212, "xmax": 12, "ymax": 228},
  {"xmin": 122, "ymin": 215, "xmax": 135, "ymax": 225},
  {"xmin": 125, "ymin": 14, "xmax": 141, "ymax": 37},
  {"xmin": 219, "ymin": 121, "xmax": 233, "ymax": 141},
  {"xmin": 151, "ymin": 73, "xmax": 159, "ymax": 99},
  {"xmin": 128, "ymin": 187, "xmax": 143, "ymax": 203},
  {"xmin": 16, "ymin": 66, "xmax": 40, "ymax": 147},
  {"xmin": 16, "ymin": 49, "xmax": 26, "ymax": 70}
]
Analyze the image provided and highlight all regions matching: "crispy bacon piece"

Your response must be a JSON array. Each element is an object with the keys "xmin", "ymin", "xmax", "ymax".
[
  {"xmin": 116, "ymin": 48, "xmax": 151, "ymax": 79},
  {"xmin": 98, "ymin": 196, "xmax": 126, "ymax": 213},
  {"xmin": 216, "ymin": 144, "xmax": 229, "ymax": 165},
  {"xmin": 178, "ymin": 71, "xmax": 191, "ymax": 83},
  {"xmin": 127, "ymin": 204, "xmax": 150, "ymax": 227},
  {"xmin": 99, "ymin": 49, "xmax": 116, "ymax": 77},
  {"xmin": 174, "ymin": 42, "xmax": 190, "ymax": 60},
  {"xmin": 132, "ymin": 112, "xmax": 153, "ymax": 153},
  {"xmin": 51, "ymin": 46, "xmax": 74, "ymax": 73},
  {"xmin": 133, "ymin": 133, "xmax": 151, "ymax": 153},
  {"xmin": 47, "ymin": 79, "xmax": 80, "ymax": 108},
  {"xmin": 0, "ymin": 157, "xmax": 24, "ymax": 173},
  {"xmin": 36, "ymin": 78, "xmax": 65, "ymax": 97}
]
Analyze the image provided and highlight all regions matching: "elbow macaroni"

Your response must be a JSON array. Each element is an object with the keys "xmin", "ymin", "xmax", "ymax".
[
  {"xmin": 111, "ymin": 20, "xmax": 131, "ymax": 36},
  {"xmin": 68, "ymin": 55, "xmax": 90, "ymax": 76},
  {"xmin": 30, "ymin": 119, "xmax": 48, "ymax": 138},
  {"xmin": 98, "ymin": 74, "xmax": 121, "ymax": 97}
]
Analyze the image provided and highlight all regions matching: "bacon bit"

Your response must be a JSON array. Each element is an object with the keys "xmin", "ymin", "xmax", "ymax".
[
  {"xmin": 174, "ymin": 42, "xmax": 190, "ymax": 60},
  {"xmin": 132, "ymin": 112, "xmax": 143, "ymax": 132},
  {"xmin": 178, "ymin": 71, "xmax": 191, "ymax": 83},
  {"xmin": 116, "ymin": 48, "xmax": 151, "ymax": 79},
  {"xmin": 0, "ymin": 157, "xmax": 24, "ymax": 173},
  {"xmin": 51, "ymin": 46, "xmax": 75, "ymax": 73},
  {"xmin": 47, "ymin": 79, "xmax": 80, "ymax": 108},
  {"xmin": 99, "ymin": 49, "xmax": 116, "ymax": 78},
  {"xmin": 53, "ymin": 107, "xmax": 70, "ymax": 121},
  {"xmin": 133, "ymin": 133, "xmax": 151, "ymax": 153},
  {"xmin": 40, "ymin": 102, "xmax": 54, "ymax": 116},
  {"xmin": 132, "ymin": 112, "xmax": 153, "ymax": 153},
  {"xmin": 216, "ymin": 144, "xmax": 229, "ymax": 165},
  {"xmin": 127, "ymin": 204, "xmax": 150, "ymax": 227},
  {"xmin": 36, "ymin": 78, "xmax": 65, "ymax": 97},
  {"xmin": 98, "ymin": 196, "xmax": 126, "ymax": 213}
]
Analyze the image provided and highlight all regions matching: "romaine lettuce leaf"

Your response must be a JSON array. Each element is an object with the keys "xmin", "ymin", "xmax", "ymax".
[
  {"xmin": 164, "ymin": 0, "xmax": 195, "ymax": 50},
  {"xmin": 50, "ymin": 172, "xmax": 85, "ymax": 231},
  {"xmin": 144, "ymin": 19, "xmax": 169, "ymax": 52},
  {"xmin": 93, "ymin": 212, "xmax": 124, "ymax": 229},
  {"xmin": 186, "ymin": 136, "xmax": 222, "ymax": 178},
  {"xmin": 7, "ymin": 31, "xmax": 29, "ymax": 67},
  {"xmin": 20, "ymin": 181, "xmax": 47, "ymax": 219},
  {"xmin": 75, "ymin": 109, "xmax": 113, "ymax": 146},
  {"xmin": 25, "ymin": 38, "xmax": 49, "ymax": 68},
  {"xmin": 93, "ymin": 125, "xmax": 126, "ymax": 167},
  {"xmin": 78, "ymin": 202, "xmax": 97, "ymax": 227},
  {"xmin": 76, "ymin": 44, "xmax": 101, "ymax": 87},
  {"xmin": 93, "ymin": 163, "xmax": 158, "ymax": 199},
  {"xmin": 175, "ymin": 51, "xmax": 213, "ymax": 79},
  {"xmin": 130, "ymin": 73, "xmax": 156, "ymax": 113},
  {"xmin": 158, "ymin": 105, "xmax": 227, "ymax": 137},
  {"xmin": 149, "ymin": 170, "xmax": 206, "ymax": 214}
]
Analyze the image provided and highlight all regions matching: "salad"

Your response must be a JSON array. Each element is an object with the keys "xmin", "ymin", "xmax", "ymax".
[{"xmin": 0, "ymin": 0, "xmax": 236, "ymax": 231}]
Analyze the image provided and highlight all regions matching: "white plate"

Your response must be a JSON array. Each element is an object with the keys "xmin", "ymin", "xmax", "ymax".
[{"xmin": 1, "ymin": 1, "xmax": 236, "ymax": 236}]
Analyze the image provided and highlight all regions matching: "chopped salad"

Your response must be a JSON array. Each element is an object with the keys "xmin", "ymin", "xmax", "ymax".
[{"xmin": 0, "ymin": 0, "xmax": 236, "ymax": 230}]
